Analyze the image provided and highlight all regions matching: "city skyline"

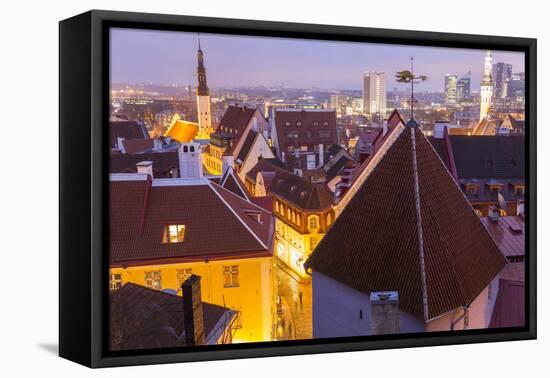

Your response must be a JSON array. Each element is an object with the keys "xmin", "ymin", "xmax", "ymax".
[{"xmin": 111, "ymin": 28, "xmax": 525, "ymax": 92}]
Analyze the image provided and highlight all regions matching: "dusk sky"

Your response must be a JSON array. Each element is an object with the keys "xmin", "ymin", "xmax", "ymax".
[{"xmin": 110, "ymin": 28, "xmax": 525, "ymax": 92}]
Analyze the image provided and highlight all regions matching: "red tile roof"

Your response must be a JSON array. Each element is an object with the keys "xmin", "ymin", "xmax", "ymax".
[
  {"xmin": 214, "ymin": 105, "xmax": 257, "ymax": 155},
  {"xmin": 220, "ymin": 168, "xmax": 249, "ymax": 200},
  {"xmin": 110, "ymin": 120, "xmax": 149, "ymax": 147},
  {"xmin": 110, "ymin": 283, "xmax": 233, "ymax": 350},
  {"xmin": 489, "ymin": 279, "xmax": 525, "ymax": 329},
  {"xmin": 269, "ymin": 172, "xmax": 334, "ymax": 211},
  {"xmin": 305, "ymin": 124, "xmax": 506, "ymax": 320},
  {"xmin": 110, "ymin": 178, "xmax": 273, "ymax": 267}
]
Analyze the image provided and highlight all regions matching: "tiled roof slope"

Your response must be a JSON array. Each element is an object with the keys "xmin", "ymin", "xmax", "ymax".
[
  {"xmin": 236, "ymin": 130, "xmax": 258, "ymax": 163},
  {"xmin": 305, "ymin": 126, "xmax": 506, "ymax": 320},
  {"xmin": 110, "ymin": 283, "xmax": 232, "ymax": 350},
  {"xmin": 269, "ymin": 172, "xmax": 334, "ymax": 211},
  {"xmin": 429, "ymin": 136, "xmax": 525, "ymax": 179},
  {"xmin": 489, "ymin": 279, "xmax": 525, "ymax": 328},
  {"xmin": 110, "ymin": 179, "xmax": 272, "ymax": 266},
  {"xmin": 220, "ymin": 168, "xmax": 249, "ymax": 200},
  {"xmin": 110, "ymin": 120, "xmax": 149, "ymax": 147}
]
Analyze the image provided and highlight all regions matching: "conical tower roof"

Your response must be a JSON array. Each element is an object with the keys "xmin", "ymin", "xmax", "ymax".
[{"xmin": 305, "ymin": 118, "xmax": 506, "ymax": 321}]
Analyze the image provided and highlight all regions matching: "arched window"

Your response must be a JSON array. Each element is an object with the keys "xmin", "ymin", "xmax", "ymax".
[
  {"xmin": 183, "ymin": 145, "xmax": 188, "ymax": 153},
  {"xmin": 326, "ymin": 212, "xmax": 333, "ymax": 226},
  {"xmin": 190, "ymin": 145, "xmax": 195, "ymax": 153},
  {"xmin": 308, "ymin": 215, "xmax": 319, "ymax": 230}
]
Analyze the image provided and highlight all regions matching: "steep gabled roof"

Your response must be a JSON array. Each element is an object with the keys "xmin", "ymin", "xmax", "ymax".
[
  {"xmin": 245, "ymin": 158, "xmax": 286, "ymax": 184},
  {"xmin": 305, "ymin": 123, "xmax": 506, "ymax": 321},
  {"xmin": 236, "ymin": 130, "xmax": 258, "ymax": 163},
  {"xmin": 110, "ymin": 283, "xmax": 233, "ymax": 350},
  {"xmin": 269, "ymin": 172, "xmax": 334, "ymax": 211},
  {"xmin": 220, "ymin": 167, "xmax": 249, "ymax": 200},
  {"xmin": 110, "ymin": 177, "xmax": 273, "ymax": 266}
]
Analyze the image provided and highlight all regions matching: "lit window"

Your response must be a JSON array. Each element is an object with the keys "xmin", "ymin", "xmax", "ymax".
[
  {"xmin": 109, "ymin": 273, "xmax": 123, "ymax": 291},
  {"xmin": 326, "ymin": 212, "xmax": 333, "ymax": 226},
  {"xmin": 144, "ymin": 271, "xmax": 162, "ymax": 290},
  {"xmin": 313, "ymin": 120, "xmax": 319, "ymax": 127},
  {"xmin": 297, "ymin": 214, "xmax": 302, "ymax": 227},
  {"xmin": 515, "ymin": 186, "xmax": 525, "ymax": 196},
  {"xmin": 323, "ymin": 120, "xmax": 329, "ymax": 127},
  {"xmin": 308, "ymin": 215, "xmax": 319, "ymax": 230},
  {"xmin": 466, "ymin": 185, "xmax": 477, "ymax": 196},
  {"xmin": 176, "ymin": 268, "xmax": 193, "ymax": 291},
  {"xmin": 285, "ymin": 121, "xmax": 292, "ymax": 127},
  {"xmin": 296, "ymin": 121, "xmax": 302, "ymax": 127},
  {"xmin": 223, "ymin": 265, "xmax": 239, "ymax": 288},
  {"xmin": 275, "ymin": 201, "xmax": 280, "ymax": 213},
  {"xmin": 287, "ymin": 208, "xmax": 291, "ymax": 220},
  {"xmin": 164, "ymin": 224, "xmax": 186, "ymax": 243}
]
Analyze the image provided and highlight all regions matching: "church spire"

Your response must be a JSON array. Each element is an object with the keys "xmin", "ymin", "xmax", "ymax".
[{"xmin": 196, "ymin": 34, "xmax": 209, "ymax": 96}]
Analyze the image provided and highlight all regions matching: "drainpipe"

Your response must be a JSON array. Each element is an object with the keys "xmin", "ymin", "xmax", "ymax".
[{"xmin": 450, "ymin": 304, "xmax": 470, "ymax": 331}]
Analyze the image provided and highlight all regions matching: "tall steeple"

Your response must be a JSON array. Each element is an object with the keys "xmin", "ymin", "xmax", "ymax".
[
  {"xmin": 195, "ymin": 34, "xmax": 212, "ymax": 138},
  {"xmin": 479, "ymin": 50, "xmax": 493, "ymax": 121},
  {"xmin": 196, "ymin": 35, "xmax": 209, "ymax": 97}
]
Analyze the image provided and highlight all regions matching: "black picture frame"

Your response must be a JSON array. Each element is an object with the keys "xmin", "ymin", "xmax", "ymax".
[{"xmin": 59, "ymin": 9, "xmax": 537, "ymax": 368}]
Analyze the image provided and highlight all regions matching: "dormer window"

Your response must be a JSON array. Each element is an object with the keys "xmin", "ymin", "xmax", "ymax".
[
  {"xmin": 296, "ymin": 121, "xmax": 302, "ymax": 127},
  {"xmin": 465, "ymin": 184, "xmax": 478, "ymax": 196},
  {"xmin": 313, "ymin": 120, "xmax": 319, "ymax": 127},
  {"xmin": 514, "ymin": 185, "xmax": 525, "ymax": 196},
  {"xmin": 285, "ymin": 121, "xmax": 292, "ymax": 127},
  {"xmin": 163, "ymin": 224, "xmax": 186, "ymax": 243}
]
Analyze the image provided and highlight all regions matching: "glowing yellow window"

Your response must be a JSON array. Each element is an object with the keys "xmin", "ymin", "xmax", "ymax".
[{"xmin": 164, "ymin": 224, "xmax": 186, "ymax": 243}]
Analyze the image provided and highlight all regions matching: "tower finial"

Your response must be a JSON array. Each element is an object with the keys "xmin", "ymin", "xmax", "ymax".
[{"xmin": 198, "ymin": 33, "xmax": 202, "ymax": 52}]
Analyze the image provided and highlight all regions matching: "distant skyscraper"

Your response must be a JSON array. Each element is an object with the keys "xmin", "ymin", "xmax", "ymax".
[
  {"xmin": 456, "ymin": 72, "xmax": 471, "ymax": 102},
  {"xmin": 196, "ymin": 37, "xmax": 213, "ymax": 138},
  {"xmin": 493, "ymin": 62, "xmax": 513, "ymax": 99},
  {"xmin": 363, "ymin": 71, "xmax": 387, "ymax": 119},
  {"xmin": 479, "ymin": 51, "xmax": 494, "ymax": 121},
  {"xmin": 444, "ymin": 74, "xmax": 458, "ymax": 105}
]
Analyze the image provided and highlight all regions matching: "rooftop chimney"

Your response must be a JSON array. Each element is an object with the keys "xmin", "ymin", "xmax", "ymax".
[
  {"xmin": 517, "ymin": 200, "xmax": 525, "ymax": 217},
  {"xmin": 488, "ymin": 205, "xmax": 500, "ymax": 222},
  {"xmin": 178, "ymin": 142, "xmax": 203, "ymax": 179},
  {"xmin": 370, "ymin": 291, "xmax": 399, "ymax": 335},
  {"xmin": 136, "ymin": 161, "xmax": 153, "ymax": 178},
  {"xmin": 182, "ymin": 275, "xmax": 205, "ymax": 346}
]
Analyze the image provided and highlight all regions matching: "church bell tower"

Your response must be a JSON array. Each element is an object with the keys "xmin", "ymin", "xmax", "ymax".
[{"xmin": 196, "ymin": 36, "xmax": 213, "ymax": 138}]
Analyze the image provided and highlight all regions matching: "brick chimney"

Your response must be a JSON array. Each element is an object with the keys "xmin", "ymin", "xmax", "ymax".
[
  {"xmin": 136, "ymin": 161, "xmax": 153, "ymax": 178},
  {"xmin": 182, "ymin": 274, "xmax": 205, "ymax": 346},
  {"xmin": 370, "ymin": 291, "xmax": 399, "ymax": 335}
]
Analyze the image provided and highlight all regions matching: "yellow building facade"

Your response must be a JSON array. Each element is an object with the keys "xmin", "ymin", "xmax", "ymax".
[
  {"xmin": 110, "ymin": 256, "xmax": 275, "ymax": 343},
  {"xmin": 272, "ymin": 197, "xmax": 334, "ymax": 279}
]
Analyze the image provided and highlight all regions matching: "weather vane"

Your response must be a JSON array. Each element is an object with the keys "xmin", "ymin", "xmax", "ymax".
[{"xmin": 395, "ymin": 57, "xmax": 428, "ymax": 121}]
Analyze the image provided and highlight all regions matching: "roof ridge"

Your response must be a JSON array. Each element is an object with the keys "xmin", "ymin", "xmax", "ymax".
[
  {"xmin": 410, "ymin": 128, "xmax": 429, "ymax": 321},
  {"xmin": 208, "ymin": 181, "xmax": 268, "ymax": 250}
]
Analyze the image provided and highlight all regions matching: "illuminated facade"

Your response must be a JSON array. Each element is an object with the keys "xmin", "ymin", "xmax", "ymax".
[
  {"xmin": 109, "ymin": 171, "xmax": 276, "ymax": 343},
  {"xmin": 196, "ymin": 38, "xmax": 213, "ymax": 139},
  {"xmin": 363, "ymin": 71, "xmax": 387, "ymax": 119},
  {"xmin": 268, "ymin": 175, "xmax": 334, "ymax": 279}
]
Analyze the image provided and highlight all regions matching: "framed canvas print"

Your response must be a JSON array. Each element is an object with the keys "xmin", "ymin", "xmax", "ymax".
[{"xmin": 59, "ymin": 10, "xmax": 536, "ymax": 368}]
